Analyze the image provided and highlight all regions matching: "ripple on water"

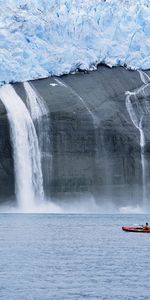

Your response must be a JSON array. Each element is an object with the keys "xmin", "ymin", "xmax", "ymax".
[{"xmin": 0, "ymin": 213, "xmax": 149, "ymax": 300}]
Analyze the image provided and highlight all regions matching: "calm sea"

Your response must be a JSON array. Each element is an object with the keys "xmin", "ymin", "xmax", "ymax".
[{"xmin": 0, "ymin": 213, "xmax": 149, "ymax": 300}]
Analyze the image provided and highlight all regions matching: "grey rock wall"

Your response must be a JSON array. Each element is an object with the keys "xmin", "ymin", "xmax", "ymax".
[
  {"xmin": 0, "ymin": 105, "xmax": 14, "ymax": 201},
  {"xmin": 1, "ymin": 65, "xmax": 150, "ymax": 206}
]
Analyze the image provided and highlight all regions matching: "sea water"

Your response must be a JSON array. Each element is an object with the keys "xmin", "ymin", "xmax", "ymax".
[{"xmin": 0, "ymin": 213, "xmax": 149, "ymax": 300}]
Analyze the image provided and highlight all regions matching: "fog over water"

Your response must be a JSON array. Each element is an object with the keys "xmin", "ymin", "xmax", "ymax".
[{"xmin": 0, "ymin": 194, "xmax": 146, "ymax": 214}]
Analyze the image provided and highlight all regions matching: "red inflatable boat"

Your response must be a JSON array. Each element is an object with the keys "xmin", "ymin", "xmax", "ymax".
[{"xmin": 122, "ymin": 226, "xmax": 150, "ymax": 233}]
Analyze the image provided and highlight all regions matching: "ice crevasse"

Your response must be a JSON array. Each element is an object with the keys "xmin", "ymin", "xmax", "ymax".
[{"xmin": 0, "ymin": 0, "xmax": 150, "ymax": 85}]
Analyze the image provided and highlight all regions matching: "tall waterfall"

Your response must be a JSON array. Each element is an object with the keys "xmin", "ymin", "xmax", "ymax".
[
  {"xmin": 23, "ymin": 82, "xmax": 52, "ymax": 194},
  {"xmin": 125, "ymin": 71, "xmax": 150, "ymax": 208},
  {"xmin": 126, "ymin": 92, "xmax": 147, "ymax": 206},
  {"xmin": 0, "ymin": 84, "xmax": 44, "ymax": 211}
]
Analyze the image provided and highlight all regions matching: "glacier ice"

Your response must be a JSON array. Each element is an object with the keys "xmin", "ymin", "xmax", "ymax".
[{"xmin": 0, "ymin": 0, "xmax": 150, "ymax": 85}]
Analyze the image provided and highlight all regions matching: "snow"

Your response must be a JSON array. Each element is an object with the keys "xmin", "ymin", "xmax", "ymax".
[{"xmin": 0, "ymin": 0, "xmax": 150, "ymax": 84}]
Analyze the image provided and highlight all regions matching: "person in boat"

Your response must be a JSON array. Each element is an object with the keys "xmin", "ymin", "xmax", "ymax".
[{"xmin": 143, "ymin": 222, "xmax": 150, "ymax": 230}]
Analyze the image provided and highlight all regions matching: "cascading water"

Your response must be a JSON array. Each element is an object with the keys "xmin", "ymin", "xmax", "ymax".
[
  {"xmin": 126, "ymin": 92, "xmax": 147, "ymax": 206},
  {"xmin": 138, "ymin": 70, "xmax": 150, "ymax": 85},
  {"xmin": 125, "ymin": 70, "xmax": 150, "ymax": 208},
  {"xmin": 23, "ymin": 82, "xmax": 52, "ymax": 195},
  {"xmin": 55, "ymin": 78, "xmax": 96, "ymax": 123},
  {"xmin": 0, "ymin": 84, "xmax": 44, "ymax": 211}
]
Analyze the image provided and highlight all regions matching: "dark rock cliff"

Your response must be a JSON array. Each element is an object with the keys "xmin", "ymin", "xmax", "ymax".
[
  {"xmin": 0, "ymin": 103, "xmax": 14, "ymax": 200},
  {"xmin": 1, "ymin": 65, "xmax": 150, "ymax": 206}
]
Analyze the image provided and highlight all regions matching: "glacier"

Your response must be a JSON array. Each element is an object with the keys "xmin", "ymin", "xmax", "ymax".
[{"xmin": 0, "ymin": 0, "xmax": 150, "ymax": 85}]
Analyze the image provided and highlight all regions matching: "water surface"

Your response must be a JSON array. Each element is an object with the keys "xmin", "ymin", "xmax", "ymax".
[{"xmin": 0, "ymin": 213, "xmax": 149, "ymax": 299}]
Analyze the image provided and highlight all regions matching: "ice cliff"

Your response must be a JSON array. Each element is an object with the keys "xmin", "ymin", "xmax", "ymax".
[{"xmin": 0, "ymin": 0, "xmax": 150, "ymax": 84}]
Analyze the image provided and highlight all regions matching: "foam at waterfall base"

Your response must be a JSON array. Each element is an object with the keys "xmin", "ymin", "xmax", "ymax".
[
  {"xmin": 119, "ymin": 205, "xmax": 145, "ymax": 214},
  {"xmin": 0, "ymin": 195, "xmax": 148, "ymax": 214},
  {"xmin": 0, "ymin": 201, "xmax": 63, "ymax": 213},
  {"xmin": 0, "ymin": 195, "xmax": 100, "ymax": 213}
]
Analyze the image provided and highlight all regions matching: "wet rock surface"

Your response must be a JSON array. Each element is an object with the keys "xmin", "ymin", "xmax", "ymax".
[
  {"xmin": 0, "ymin": 113, "xmax": 14, "ymax": 200},
  {"xmin": 1, "ymin": 66, "xmax": 149, "ymax": 205}
]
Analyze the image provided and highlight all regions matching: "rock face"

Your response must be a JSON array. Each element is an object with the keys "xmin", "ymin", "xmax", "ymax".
[
  {"xmin": 0, "ymin": 65, "xmax": 150, "ymax": 207},
  {"xmin": 0, "ymin": 103, "xmax": 14, "ymax": 200}
]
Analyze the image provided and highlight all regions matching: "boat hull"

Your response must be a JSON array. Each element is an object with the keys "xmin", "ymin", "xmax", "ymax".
[{"xmin": 122, "ymin": 226, "xmax": 150, "ymax": 233}]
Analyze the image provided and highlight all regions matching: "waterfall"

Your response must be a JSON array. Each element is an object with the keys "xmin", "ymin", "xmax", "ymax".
[
  {"xmin": 55, "ymin": 78, "xmax": 96, "ymax": 123},
  {"xmin": 126, "ymin": 92, "xmax": 147, "ymax": 205},
  {"xmin": 125, "ymin": 70, "xmax": 150, "ymax": 207},
  {"xmin": 0, "ymin": 84, "xmax": 44, "ymax": 211},
  {"xmin": 23, "ymin": 82, "xmax": 52, "ymax": 194},
  {"xmin": 138, "ymin": 70, "xmax": 150, "ymax": 85}
]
